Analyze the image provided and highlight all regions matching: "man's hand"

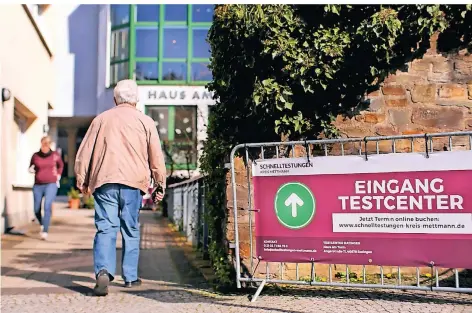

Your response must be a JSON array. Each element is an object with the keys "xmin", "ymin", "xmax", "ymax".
[
  {"xmin": 152, "ymin": 186, "xmax": 165, "ymax": 203},
  {"xmin": 77, "ymin": 184, "xmax": 91, "ymax": 195}
]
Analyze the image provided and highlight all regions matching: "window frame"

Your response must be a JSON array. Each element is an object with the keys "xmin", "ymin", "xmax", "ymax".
[
  {"xmin": 144, "ymin": 105, "xmax": 198, "ymax": 170},
  {"xmin": 109, "ymin": 4, "xmax": 213, "ymax": 87},
  {"xmin": 110, "ymin": 4, "xmax": 132, "ymax": 86}
]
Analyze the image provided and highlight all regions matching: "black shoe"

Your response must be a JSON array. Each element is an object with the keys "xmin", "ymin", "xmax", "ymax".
[
  {"xmin": 124, "ymin": 278, "xmax": 142, "ymax": 288},
  {"xmin": 94, "ymin": 269, "xmax": 110, "ymax": 296}
]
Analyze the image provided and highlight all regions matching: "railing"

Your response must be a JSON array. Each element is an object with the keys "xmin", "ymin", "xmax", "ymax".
[
  {"xmin": 230, "ymin": 131, "xmax": 472, "ymax": 301},
  {"xmin": 166, "ymin": 175, "xmax": 209, "ymax": 257}
]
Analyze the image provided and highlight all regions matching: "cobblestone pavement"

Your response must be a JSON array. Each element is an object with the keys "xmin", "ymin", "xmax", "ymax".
[{"xmin": 2, "ymin": 205, "xmax": 472, "ymax": 313}]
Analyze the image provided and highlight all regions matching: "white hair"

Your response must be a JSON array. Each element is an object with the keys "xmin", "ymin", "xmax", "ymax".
[{"xmin": 114, "ymin": 79, "xmax": 139, "ymax": 105}]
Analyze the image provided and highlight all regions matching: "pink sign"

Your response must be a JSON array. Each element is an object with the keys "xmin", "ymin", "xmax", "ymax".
[{"xmin": 252, "ymin": 151, "xmax": 472, "ymax": 268}]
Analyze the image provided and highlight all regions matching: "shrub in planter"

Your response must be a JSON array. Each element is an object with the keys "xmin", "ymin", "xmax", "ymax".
[{"xmin": 67, "ymin": 188, "xmax": 80, "ymax": 209}]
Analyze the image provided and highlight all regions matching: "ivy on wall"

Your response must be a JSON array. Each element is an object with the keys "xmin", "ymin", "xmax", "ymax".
[{"xmin": 201, "ymin": 4, "xmax": 472, "ymax": 287}]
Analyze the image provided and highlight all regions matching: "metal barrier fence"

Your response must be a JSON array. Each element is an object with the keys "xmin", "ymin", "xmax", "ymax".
[
  {"xmin": 166, "ymin": 175, "xmax": 209, "ymax": 256},
  {"xmin": 229, "ymin": 131, "xmax": 472, "ymax": 301}
]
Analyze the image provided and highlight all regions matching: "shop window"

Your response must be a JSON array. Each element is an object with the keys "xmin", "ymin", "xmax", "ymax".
[
  {"xmin": 167, "ymin": 142, "xmax": 197, "ymax": 166},
  {"xmin": 174, "ymin": 107, "xmax": 196, "ymax": 142},
  {"xmin": 146, "ymin": 107, "xmax": 170, "ymax": 141},
  {"xmin": 145, "ymin": 106, "xmax": 197, "ymax": 168}
]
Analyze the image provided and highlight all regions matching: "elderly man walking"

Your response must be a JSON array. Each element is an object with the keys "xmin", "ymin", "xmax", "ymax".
[{"xmin": 75, "ymin": 79, "xmax": 166, "ymax": 296}]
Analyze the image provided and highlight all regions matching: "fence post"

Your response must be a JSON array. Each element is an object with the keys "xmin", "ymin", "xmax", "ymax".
[
  {"xmin": 231, "ymin": 131, "xmax": 472, "ymax": 300},
  {"xmin": 202, "ymin": 180, "xmax": 209, "ymax": 258}
]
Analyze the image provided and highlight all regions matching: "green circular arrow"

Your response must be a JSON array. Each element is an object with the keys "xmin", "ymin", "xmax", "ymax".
[{"xmin": 274, "ymin": 182, "xmax": 316, "ymax": 230}]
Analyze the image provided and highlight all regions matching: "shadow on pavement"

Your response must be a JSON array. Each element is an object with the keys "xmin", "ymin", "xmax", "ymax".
[
  {"xmin": 0, "ymin": 266, "xmax": 95, "ymax": 295},
  {"xmin": 5, "ymin": 209, "xmax": 469, "ymax": 309},
  {"xmin": 1, "ymin": 211, "xmax": 210, "ymax": 297},
  {"xmin": 248, "ymin": 285, "xmax": 472, "ymax": 305},
  {"xmin": 122, "ymin": 286, "xmax": 471, "ymax": 312},
  {"xmin": 124, "ymin": 288, "xmax": 307, "ymax": 313}
]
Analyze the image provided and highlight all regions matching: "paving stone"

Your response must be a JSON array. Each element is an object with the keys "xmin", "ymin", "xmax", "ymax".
[{"xmin": 2, "ymin": 205, "xmax": 472, "ymax": 312}]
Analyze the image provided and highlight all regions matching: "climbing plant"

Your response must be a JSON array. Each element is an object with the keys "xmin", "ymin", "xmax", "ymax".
[{"xmin": 201, "ymin": 4, "xmax": 472, "ymax": 287}]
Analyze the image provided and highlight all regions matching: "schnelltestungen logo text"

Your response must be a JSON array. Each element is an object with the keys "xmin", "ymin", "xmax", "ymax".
[{"xmin": 259, "ymin": 162, "xmax": 313, "ymax": 170}]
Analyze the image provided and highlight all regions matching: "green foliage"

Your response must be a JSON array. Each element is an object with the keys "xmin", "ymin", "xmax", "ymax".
[
  {"xmin": 67, "ymin": 188, "xmax": 80, "ymax": 199},
  {"xmin": 200, "ymin": 110, "xmax": 236, "ymax": 288},
  {"xmin": 437, "ymin": 4, "xmax": 472, "ymax": 53},
  {"xmin": 208, "ymin": 4, "xmax": 471, "ymax": 141},
  {"xmin": 201, "ymin": 4, "xmax": 471, "ymax": 287},
  {"xmin": 84, "ymin": 195, "xmax": 95, "ymax": 209}
]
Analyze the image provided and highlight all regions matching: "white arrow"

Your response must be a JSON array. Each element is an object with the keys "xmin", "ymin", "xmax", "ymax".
[{"xmin": 285, "ymin": 193, "xmax": 304, "ymax": 218}]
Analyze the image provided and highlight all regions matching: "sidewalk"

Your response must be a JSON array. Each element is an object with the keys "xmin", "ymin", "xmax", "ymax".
[
  {"xmin": 1, "ymin": 204, "xmax": 472, "ymax": 313},
  {"xmin": 1, "ymin": 203, "xmax": 206, "ymax": 295}
]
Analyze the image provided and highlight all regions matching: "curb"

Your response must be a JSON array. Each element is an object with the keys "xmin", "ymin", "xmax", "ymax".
[{"xmin": 161, "ymin": 218, "xmax": 217, "ymax": 284}]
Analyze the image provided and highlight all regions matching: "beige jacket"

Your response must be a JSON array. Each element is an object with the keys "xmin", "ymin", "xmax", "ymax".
[{"xmin": 75, "ymin": 104, "xmax": 166, "ymax": 194}]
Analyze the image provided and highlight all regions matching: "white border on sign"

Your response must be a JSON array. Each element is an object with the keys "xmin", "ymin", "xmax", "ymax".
[
  {"xmin": 12, "ymin": 1, "xmax": 469, "ymax": 5},
  {"xmin": 252, "ymin": 150, "xmax": 472, "ymax": 177}
]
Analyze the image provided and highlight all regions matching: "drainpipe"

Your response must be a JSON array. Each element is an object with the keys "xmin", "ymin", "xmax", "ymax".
[{"xmin": 0, "ymin": 63, "xmax": 13, "ymax": 233}]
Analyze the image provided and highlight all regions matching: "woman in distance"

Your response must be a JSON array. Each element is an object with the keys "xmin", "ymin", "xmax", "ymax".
[{"xmin": 29, "ymin": 136, "xmax": 64, "ymax": 240}]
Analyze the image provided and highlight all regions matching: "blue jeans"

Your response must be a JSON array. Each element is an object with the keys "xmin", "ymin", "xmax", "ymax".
[
  {"xmin": 33, "ymin": 183, "xmax": 58, "ymax": 233},
  {"xmin": 93, "ymin": 183, "xmax": 143, "ymax": 282}
]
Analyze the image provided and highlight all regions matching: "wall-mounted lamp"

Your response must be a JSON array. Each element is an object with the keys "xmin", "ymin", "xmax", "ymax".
[{"xmin": 2, "ymin": 88, "xmax": 11, "ymax": 102}]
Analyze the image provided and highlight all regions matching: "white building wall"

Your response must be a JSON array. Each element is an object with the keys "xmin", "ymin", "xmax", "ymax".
[
  {"xmin": 48, "ymin": 5, "xmax": 77, "ymax": 118},
  {"xmin": 0, "ymin": 5, "xmax": 72, "ymax": 232},
  {"xmin": 96, "ymin": 4, "xmax": 115, "ymax": 115},
  {"xmin": 49, "ymin": 4, "xmax": 102, "ymax": 119}
]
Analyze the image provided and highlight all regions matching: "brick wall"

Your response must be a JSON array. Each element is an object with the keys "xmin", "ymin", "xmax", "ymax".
[
  {"xmin": 227, "ymin": 36, "xmax": 472, "ymax": 281},
  {"xmin": 335, "ymin": 35, "xmax": 472, "ymax": 152}
]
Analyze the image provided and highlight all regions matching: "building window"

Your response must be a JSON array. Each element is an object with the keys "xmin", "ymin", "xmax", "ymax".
[
  {"xmin": 145, "ymin": 106, "xmax": 197, "ymax": 169},
  {"xmin": 191, "ymin": 62, "xmax": 212, "ymax": 81},
  {"xmin": 163, "ymin": 27, "xmax": 188, "ymax": 59},
  {"xmin": 108, "ymin": 4, "xmax": 214, "ymax": 86},
  {"xmin": 111, "ymin": 4, "xmax": 130, "ymax": 26},
  {"xmin": 110, "ymin": 4, "xmax": 131, "ymax": 85},
  {"xmin": 192, "ymin": 28, "xmax": 210, "ymax": 58},
  {"xmin": 162, "ymin": 62, "xmax": 187, "ymax": 81},
  {"xmin": 110, "ymin": 28, "xmax": 129, "ymax": 62},
  {"xmin": 136, "ymin": 4, "xmax": 159, "ymax": 22},
  {"xmin": 165, "ymin": 5, "xmax": 187, "ymax": 22},
  {"xmin": 192, "ymin": 5, "xmax": 214, "ymax": 23},
  {"xmin": 136, "ymin": 62, "xmax": 159, "ymax": 81},
  {"xmin": 135, "ymin": 27, "xmax": 159, "ymax": 58}
]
